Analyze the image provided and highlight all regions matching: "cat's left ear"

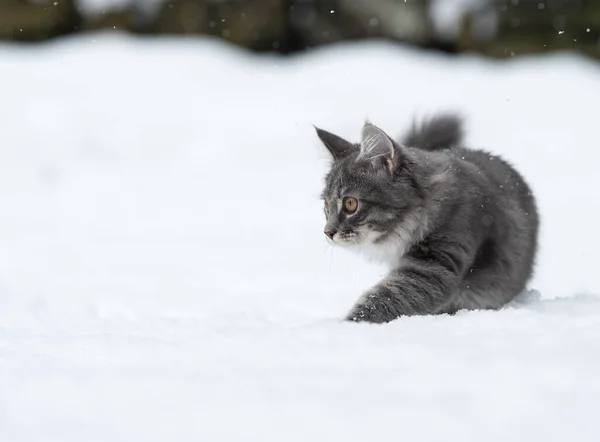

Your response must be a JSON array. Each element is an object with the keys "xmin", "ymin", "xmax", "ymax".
[
  {"xmin": 357, "ymin": 123, "xmax": 398, "ymax": 176},
  {"xmin": 314, "ymin": 127, "xmax": 355, "ymax": 161}
]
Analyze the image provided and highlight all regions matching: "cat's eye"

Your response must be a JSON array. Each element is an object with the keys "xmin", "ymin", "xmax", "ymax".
[{"xmin": 343, "ymin": 197, "xmax": 358, "ymax": 214}]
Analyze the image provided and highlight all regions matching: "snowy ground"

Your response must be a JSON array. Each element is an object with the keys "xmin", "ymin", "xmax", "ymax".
[{"xmin": 1, "ymin": 34, "xmax": 600, "ymax": 441}]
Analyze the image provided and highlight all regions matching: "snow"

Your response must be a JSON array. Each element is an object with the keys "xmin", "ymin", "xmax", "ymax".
[
  {"xmin": 76, "ymin": 0, "xmax": 131, "ymax": 14},
  {"xmin": 1, "ymin": 34, "xmax": 600, "ymax": 441},
  {"xmin": 75, "ymin": 0, "xmax": 165, "ymax": 18},
  {"xmin": 429, "ymin": 0, "xmax": 500, "ymax": 42}
]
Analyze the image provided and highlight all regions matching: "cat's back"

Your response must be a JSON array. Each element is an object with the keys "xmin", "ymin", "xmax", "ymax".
[
  {"xmin": 452, "ymin": 147, "xmax": 537, "ymax": 223},
  {"xmin": 450, "ymin": 145, "xmax": 539, "ymax": 295},
  {"xmin": 402, "ymin": 115, "xmax": 539, "ymax": 309}
]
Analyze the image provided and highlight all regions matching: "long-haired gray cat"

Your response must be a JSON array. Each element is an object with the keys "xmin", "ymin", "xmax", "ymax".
[{"xmin": 316, "ymin": 114, "xmax": 538, "ymax": 323}]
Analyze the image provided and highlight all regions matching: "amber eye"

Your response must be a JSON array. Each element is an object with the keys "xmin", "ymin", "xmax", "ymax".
[
  {"xmin": 324, "ymin": 200, "xmax": 329, "ymax": 212},
  {"xmin": 343, "ymin": 197, "xmax": 358, "ymax": 214}
]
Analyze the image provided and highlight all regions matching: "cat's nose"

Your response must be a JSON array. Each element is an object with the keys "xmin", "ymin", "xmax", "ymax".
[{"xmin": 324, "ymin": 229, "xmax": 336, "ymax": 239}]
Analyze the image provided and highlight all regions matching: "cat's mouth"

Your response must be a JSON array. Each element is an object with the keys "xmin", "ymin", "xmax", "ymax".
[
  {"xmin": 331, "ymin": 227, "xmax": 383, "ymax": 245},
  {"xmin": 334, "ymin": 232, "xmax": 360, "ymax": 244}
]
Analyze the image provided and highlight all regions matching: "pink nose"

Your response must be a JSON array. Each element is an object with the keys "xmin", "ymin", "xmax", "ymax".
[{"xmin": 324, "ymin": 229, "xmax": 335, "ymax": 239}]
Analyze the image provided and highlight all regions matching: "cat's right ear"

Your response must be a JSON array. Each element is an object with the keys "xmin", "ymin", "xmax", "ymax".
[{"xmin": 314, "ymin": 127, "xmax": 355, "ymax": 161}]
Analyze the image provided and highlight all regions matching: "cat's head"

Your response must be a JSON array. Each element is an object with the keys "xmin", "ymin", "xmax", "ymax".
[{"xmin": 316, "ymin": 122, "xmax": 422, "ymax": 248}]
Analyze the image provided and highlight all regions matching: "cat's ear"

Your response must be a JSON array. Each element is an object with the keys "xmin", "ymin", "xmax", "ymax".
[
  {"xmin": 314, "ymin": 127, "xmax": 355, "ymax": 161},
  {"xmin": 357, "ymin": 123, "xmax": 398, "ymax": 176}
]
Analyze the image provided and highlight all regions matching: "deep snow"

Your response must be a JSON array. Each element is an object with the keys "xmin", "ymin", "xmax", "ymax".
[{"xmin": 0, "ymin": 35, "xmax": 599, "ymax": 441}]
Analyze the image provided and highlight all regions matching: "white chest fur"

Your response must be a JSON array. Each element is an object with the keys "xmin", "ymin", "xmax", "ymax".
[{"xmin": 349, "ymin": 235, "xmax": 409, "ymax": 268}]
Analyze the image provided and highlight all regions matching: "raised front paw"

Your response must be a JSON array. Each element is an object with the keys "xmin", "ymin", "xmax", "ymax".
[{"xmin": 345, "ymin": 295, "xmax": 400, "ymax": 324}]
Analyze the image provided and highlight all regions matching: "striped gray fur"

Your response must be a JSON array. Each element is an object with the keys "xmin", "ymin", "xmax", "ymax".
[{"xmin": 315, "ymin": 114, "xmax": 538, "ymax": 323}]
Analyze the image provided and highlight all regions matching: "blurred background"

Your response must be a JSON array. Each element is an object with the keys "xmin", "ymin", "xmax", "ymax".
[{"xmin": 0, "ymin": 0, "xmax": 598, "ymax": 60}]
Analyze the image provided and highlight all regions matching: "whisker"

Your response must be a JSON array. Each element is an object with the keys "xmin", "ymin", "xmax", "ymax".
[{"xmin": 329, "ymin": 244, "xmax": 334, "ymax": 273}]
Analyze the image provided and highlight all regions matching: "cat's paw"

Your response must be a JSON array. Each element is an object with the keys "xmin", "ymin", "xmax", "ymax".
[
  {"xmin": 345, "ymin": 297, "xmax": 399, "ymax": 324},
  {"xmin": 345, "ymin": 308, "xmax": 368, "ymax": 323}
]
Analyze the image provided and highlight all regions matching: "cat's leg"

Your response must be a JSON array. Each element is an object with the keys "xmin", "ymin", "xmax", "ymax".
[
  {"xmin": 345, "ymin": 238, "xmax": 472, "ymax": 323},
  {"xmin": 345, "ymin": 270, "xmax": 460, "ymax": 323},
  {"xmin": 455, "ymin": 264, "xmax": 526, "ymax": 311}
]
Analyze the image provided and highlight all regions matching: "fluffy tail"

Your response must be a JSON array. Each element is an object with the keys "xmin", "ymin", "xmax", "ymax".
[{"xmin": 402, "ymin": 114, "xmax": 463, "ymax": 151}]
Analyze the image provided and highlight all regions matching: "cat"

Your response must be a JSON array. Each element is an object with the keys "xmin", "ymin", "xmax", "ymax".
[{"xmin": 315, "ymin": 114, "xmax": 539, "ymax": 323}]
